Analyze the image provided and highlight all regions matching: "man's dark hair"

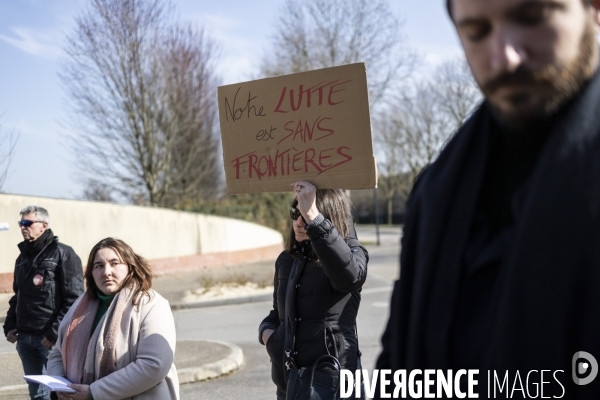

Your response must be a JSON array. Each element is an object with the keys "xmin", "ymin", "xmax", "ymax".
[{"xmin": 446, "ymin": 0, "xmax": 592, "ymax": 20}]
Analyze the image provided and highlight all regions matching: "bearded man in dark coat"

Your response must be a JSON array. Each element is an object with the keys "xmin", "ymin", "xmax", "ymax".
[{"xmin": 376, "ymin": 0, "xmax": 600, "ymax": 398}]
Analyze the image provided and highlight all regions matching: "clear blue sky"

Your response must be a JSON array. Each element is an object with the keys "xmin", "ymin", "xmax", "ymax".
[{"xmin": 0, "ymin": 0, "xmax": 461, "ymax": 199}]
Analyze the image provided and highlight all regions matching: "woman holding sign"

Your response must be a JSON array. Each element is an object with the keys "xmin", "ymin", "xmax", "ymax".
[
  {"xmin": 259, "ymin": 181, "xmax": 368, "ymax": 399},
  {"xmin": 47, "ymin": 238, "xmax": 179, "ymax": 400}
]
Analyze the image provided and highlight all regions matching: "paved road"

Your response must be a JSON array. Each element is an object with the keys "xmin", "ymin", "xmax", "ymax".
[{"xmin": 177, "ymin": 225, "xmax": 401, "ymax": 399}]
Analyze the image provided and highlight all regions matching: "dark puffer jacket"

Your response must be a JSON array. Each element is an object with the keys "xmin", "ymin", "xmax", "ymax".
[
  {"xmin": 259, "ymin": 218, "xmax": 368, "ymax": 399},
  {"xmin": 3, "ymin": 236, "xmax": 84, "ymax": 343}
]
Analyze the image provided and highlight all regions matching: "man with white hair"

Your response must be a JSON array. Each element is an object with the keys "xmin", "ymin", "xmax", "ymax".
[{"xmin": 3, "ymin": 206, "xmax": 83, "ymax": 400}]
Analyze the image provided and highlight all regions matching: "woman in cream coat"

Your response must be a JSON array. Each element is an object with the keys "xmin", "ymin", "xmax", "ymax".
[{"xmin": 48, "ymin": 238, "xmax": 179, "ymax": 400}]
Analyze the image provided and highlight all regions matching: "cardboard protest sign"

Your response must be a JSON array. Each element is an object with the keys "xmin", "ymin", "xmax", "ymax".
[{"xmin": 218, "ymin": 63, "xmax": 377, "ymax": 194}]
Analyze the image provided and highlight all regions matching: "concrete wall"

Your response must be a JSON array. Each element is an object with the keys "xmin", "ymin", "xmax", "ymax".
[{"xmin": 0, "ymin": 194, "xmax": 283, "ymax": 291}]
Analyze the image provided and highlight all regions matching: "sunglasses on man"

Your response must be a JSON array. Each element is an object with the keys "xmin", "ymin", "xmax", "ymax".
[
  {"xmin": 18, "ymin": 220, "xmax": 45, "ymax": 227},
  {"xmin": 289, "ymin": 207, "xmax": 306, "ymax": 224}
]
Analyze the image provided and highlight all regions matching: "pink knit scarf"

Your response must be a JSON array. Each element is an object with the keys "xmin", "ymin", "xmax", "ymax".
[{"xmin": 62, "ymin": 286, "xmax": 131, "ymax": 384}]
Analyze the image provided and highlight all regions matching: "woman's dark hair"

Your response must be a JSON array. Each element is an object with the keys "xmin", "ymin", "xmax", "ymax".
[
  {"xmin": 85, "ymin": 237, "xmax": 153, "ymax": 306},
  {"xmin": 284, "ymin": 189, "xmax": 352, "ymax": 252}
]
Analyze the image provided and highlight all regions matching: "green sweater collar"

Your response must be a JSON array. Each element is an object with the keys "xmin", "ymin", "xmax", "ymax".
[{"xmin": 96, "ymin": 289, "xmax": 115, "ymax": 303}]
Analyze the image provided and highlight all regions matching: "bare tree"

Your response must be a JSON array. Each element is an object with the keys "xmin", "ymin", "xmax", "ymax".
[
  {"xmin": 260, "ymin": 0, "xmax": 417, "ymax": 105},
  {"xmin": 160, "ymin": 25, "xmax": 222, "ymax": 207},
  {"xmin": 61, "ymin": 0, "xmax": 222, "ymax": 207},
  {"xmin": 0, "ymin": 121, "xmax": 19, "ymax": 192},
  {"xmin": 431, "ymin": 57, "xmax": 483, "ymax": 134},
  {"xmin": 82, "ymin": 179, "xmax": 115, "ymax": 202},
  {"xmin": 375, "ymin": 118, "xmax": 408, "ymax": 225},
  {"xmin": 374, "ymin": 57, "xmax": 482, "ymax": 220}
]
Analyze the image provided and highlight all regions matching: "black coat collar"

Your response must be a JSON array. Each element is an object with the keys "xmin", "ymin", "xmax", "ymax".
[{"xmin": 397, "ymin": 67, "xmax": 600, "ymax": 380}]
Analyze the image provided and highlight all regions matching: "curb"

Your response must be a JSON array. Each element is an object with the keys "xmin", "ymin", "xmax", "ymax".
[
  {"xmin": 170, "ymin": 287, "xmax": 392, "ymax": 311},
  {"xmin": 2, "ymin": 288, "xmax": 391, "ymax": 325},
  {"xmin": 178, "ymin": 340, "xmax": 244, "ymax": 384},
  {"xmin": 0, "ymin": 340, "xmax": 244, "ymax": 398},
  {"xmin": 0, "ymin": 384, "xmax": 26, "ymax": 397},
  {"xmin": 0, "ymin": 294, "xmax": 274, "ymax": 324},
  {"xmin": 171, "ymin": 293, "xmax": 272, "ymax": 310}
]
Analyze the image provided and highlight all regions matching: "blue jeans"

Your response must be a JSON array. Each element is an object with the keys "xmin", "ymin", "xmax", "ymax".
[{"xmin": 16, "ymin": 333, "xmax": 51, "ymax": 400}]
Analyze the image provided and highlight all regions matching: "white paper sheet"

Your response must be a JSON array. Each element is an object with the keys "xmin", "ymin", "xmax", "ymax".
[{"xmin": 23, "ymin": 375, "xmax": 77, "ymax": 393}]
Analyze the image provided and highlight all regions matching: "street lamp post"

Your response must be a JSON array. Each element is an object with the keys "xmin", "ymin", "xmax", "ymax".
[{"xmin": 373, "ymin": 188, "xmax": 380, "ymax": 246}]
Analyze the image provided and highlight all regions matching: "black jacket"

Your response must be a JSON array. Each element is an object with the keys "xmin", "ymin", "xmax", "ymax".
[
  {"xmin": 376, "ymin": 70, "xmax": 600, "ymax": 399},
  {"xmin": 260, "ymin": 218, "xmax": 368, "ymax": 398},
  {"xmin": 3, "ymin": 235, "xmax": 84, "ymax": 343}
]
